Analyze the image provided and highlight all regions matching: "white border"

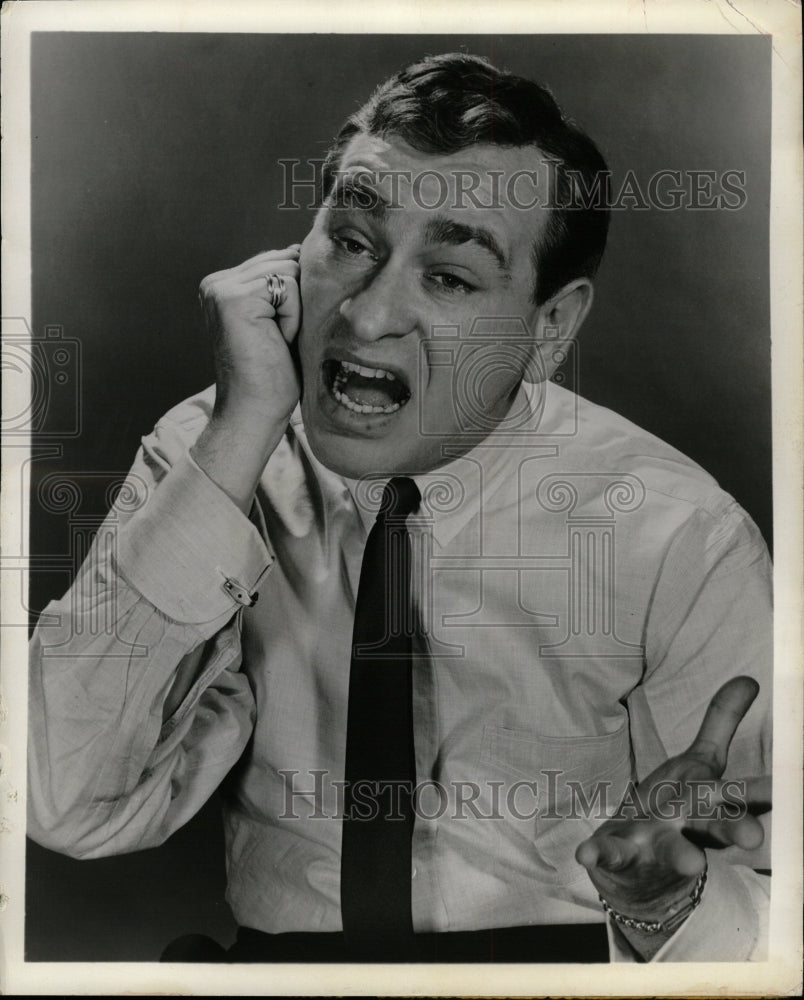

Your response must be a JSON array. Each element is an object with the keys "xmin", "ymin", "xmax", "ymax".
[{"xmin": 2, "ymin": 1, "xmax": 802, "ymax": 995}]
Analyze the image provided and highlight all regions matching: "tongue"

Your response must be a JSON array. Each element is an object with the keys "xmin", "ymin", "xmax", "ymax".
[{"xmin": 341, "ymin": 372, "xmax": 401, "ymax": 408}]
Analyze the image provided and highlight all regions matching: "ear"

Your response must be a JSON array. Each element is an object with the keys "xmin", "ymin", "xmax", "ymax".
[{"xmin": 525, "ymin": 278, "xmax": 594, "ymax": 383}]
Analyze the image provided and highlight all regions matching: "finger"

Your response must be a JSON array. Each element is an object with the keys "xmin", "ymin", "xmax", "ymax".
[
  {"xmin": 200, "ymin": 247, "xmax": 301, "ymax": 292},
  {"xmin": 575, "ymin": 833, "xmax": 640, "ymax": 874},
  {"xmin": 231, "ymin": 246, "xmax": 301, "ymax": 273},
  {"xmin": 741, "ymin": 775, "xmax": 772, "ymax": 813},
  {"xmin": 686, "ymin": 676, "xmax": 760, "ymax": 775},
  {"xmin": 235, "ymin": 257, "xmax": 301, "ymax": 284},
  {"xmin": 231, "ymin": 276, "xmax": 301, "ymax": 345},
  {"xmin": 652, "ymin": 827, "xmax": 706, "ymax": 877},
  {"xmin": 691, "ymin": 775, "xmax": 772, "ymax": 819},
  {"xmin": 200, "ymin": 262, "xmax": 300, "ymax": 308},
  {"xmin": 683, "ymin": 812, "xmax": 765, "ymax": 851},
  {"xmin": 273, "ymin": 275, "xmax": 301, "ymax": 344}
]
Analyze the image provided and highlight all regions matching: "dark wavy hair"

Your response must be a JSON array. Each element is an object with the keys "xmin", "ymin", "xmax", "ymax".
[{"xmin": 322, "ymin": 53, "xmax": 610, "ymax": 306}]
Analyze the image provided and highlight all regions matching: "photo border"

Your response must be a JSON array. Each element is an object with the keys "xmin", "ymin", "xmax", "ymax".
[{"xmin": 2, "ymin": 1, "xmax": 801, "ymax": 995}]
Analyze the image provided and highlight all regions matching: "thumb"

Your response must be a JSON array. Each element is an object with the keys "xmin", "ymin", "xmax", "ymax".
[{"xmin": 687, "ymin": 676, "xmax": 759, "ymax": 776}]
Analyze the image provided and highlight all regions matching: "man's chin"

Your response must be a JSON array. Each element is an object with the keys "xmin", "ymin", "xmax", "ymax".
[
  {"xmin": 302, "ymin": 421, "xmax": 411, "ymax": 479},
  {"xmin": 300, "ymin": 390, "xmax": 421, "ymax": 478}
]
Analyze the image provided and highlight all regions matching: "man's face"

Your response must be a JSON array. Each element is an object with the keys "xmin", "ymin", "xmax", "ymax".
[{"xmin": 297, "ymin": 134, "xmax": 551, "ymax": 478}]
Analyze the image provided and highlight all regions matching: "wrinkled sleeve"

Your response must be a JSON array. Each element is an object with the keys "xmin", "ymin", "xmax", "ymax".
[
  {"xmin": 28, "ymin": 395, "xmax": 274, "ymax": 858},
  {"xmin": 616, "ymin": 500, "xmax": 772, "ymax": 961}
]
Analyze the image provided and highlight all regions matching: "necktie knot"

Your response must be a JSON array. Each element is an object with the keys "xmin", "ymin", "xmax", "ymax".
[{"xmin": 378, "ymin": 476, "xmax": 420, "ymax": 520}]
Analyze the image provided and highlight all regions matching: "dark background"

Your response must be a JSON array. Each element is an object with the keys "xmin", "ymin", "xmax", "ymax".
[{"xmin": 27, "ymin": 33, "xmax": 771, "ymax": 960}]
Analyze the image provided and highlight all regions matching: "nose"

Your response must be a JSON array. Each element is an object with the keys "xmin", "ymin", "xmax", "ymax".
[{"xmin": 339, "ymin": 261, "xmax": 418, "ymax": 344}]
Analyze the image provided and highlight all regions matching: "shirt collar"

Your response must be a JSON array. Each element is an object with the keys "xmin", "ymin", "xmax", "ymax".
[
  {"xmin": 291, "ymin": 380, "xmax": 566, "ymax": 549},
  {"xmin": 341, "ymin": 381, "xmax": 545, "ymax": 549},
  {"xmin": 342, "ymin": 447, "xmax": 509, "ymax": 549}
]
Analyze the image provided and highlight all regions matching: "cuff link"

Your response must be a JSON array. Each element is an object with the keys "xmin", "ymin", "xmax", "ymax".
[{"xmin": 222, "ymin": 576, "xmax": 259, "ymax": 608}]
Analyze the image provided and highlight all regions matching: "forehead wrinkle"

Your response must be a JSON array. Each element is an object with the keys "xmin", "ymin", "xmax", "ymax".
[
  {"xmin": 328, "ymin": 176, "xmax": 390, "ymax": 223},
  {"xmin": 422, "ymin": 215, "xmax": 511, "ymax": 274}
]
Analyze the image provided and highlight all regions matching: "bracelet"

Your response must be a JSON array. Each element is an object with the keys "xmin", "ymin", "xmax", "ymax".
[{"xmin": 598, "ymin": 862, "xmax": 708, "ymax": 935}]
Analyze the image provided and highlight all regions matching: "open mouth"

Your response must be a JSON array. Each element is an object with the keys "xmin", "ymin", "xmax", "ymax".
[{"xmin": 323, "ymin": 358, "xmax": 412, "ymax": 415}]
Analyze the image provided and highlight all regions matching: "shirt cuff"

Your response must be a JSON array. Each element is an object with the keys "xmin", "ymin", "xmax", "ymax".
[
  {"xmin": 116, "ymin": 450, "xmax": 274, "ymax": 628},
  {"xmin": 608, "ymin": 852, "xmax": 769, "ymax": 962}
]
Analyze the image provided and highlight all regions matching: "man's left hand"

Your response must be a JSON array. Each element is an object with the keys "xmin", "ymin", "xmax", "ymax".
[{"xmin": 575, "ymin": 676, "xmax": 770, "ymax": 926}]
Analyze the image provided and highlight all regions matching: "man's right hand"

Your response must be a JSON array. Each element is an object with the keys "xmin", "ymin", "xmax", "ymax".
[{"xmin": 191, "ymin": 246, "xmax": 303, "ymax": 512}]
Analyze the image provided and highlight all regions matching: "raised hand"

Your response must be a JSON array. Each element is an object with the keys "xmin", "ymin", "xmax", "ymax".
[
  {"xmin": 192, "ymin": 246, "xmax": 303, "ymax": 510},
  {"xmin": 575, "ymin": 676, "xmax": 769, "ymax": 952},
  {"xmin": 198, "ymin": 246, "xmax": 302, "ymax": 423}
]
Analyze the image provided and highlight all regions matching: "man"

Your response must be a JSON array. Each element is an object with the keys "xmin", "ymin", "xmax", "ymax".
[{"xmin": 28, "ymin": 53, "xmax": 771, "ymax": 963}]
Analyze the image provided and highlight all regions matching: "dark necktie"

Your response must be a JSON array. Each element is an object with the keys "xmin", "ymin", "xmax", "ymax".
[{"xmin": 340, "ymin": 476, "xmax": 421, "ymax": 950}]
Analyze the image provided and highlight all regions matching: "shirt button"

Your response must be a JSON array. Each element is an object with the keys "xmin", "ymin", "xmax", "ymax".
[{"xmin": 411, "ymin": 866, "xmax": 418, "ymax": 878}]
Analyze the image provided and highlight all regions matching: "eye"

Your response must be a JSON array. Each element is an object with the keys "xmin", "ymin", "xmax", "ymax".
[
  {"xmin": 331, "ymin": 231, "xmax": 376, "ymax": 259},
  {"xmin": 427, "ymin": 271, "xmax": 475, "ymax": 294}
]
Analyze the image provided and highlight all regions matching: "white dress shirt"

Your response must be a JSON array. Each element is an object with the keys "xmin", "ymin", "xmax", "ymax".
[{"xmin": 28, "ymin": 379, "xmax": 772, "ymax": 961}]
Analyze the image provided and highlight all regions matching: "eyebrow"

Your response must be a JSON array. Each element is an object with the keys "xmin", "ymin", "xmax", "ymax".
[
  {"xmin": 328, "ymin": 176, "xmax": 390, "ymax": 223},
  {"xmin": 423, "ymin": 216, "xmax": 511, "ymax": 274},
  {"xmin": 328, "ymin": 183, "xmax": 512, "ymax": 275}
]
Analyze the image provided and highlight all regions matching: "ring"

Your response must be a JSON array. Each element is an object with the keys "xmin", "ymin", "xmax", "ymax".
[{"xmin": 264, "ymin": 273, "xmax": 286, "ymax": 310}]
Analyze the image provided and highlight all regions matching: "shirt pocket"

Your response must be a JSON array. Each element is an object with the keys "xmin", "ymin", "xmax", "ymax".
[{"xmin": 479, "ymin": 721, "xmax": 634, "ymax": 883}]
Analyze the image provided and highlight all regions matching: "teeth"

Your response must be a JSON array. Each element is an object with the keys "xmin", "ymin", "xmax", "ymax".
[
  {"xmin": 332, "ymin": 387, "xmax": 401, "ymax": 415},
  {"xmin": 340, "ymin": 359, "xmax": 397, "ymax": 381},
  {"xmin": 328, "ymin": 358, "xmax": 409, "ymax": 416}
]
